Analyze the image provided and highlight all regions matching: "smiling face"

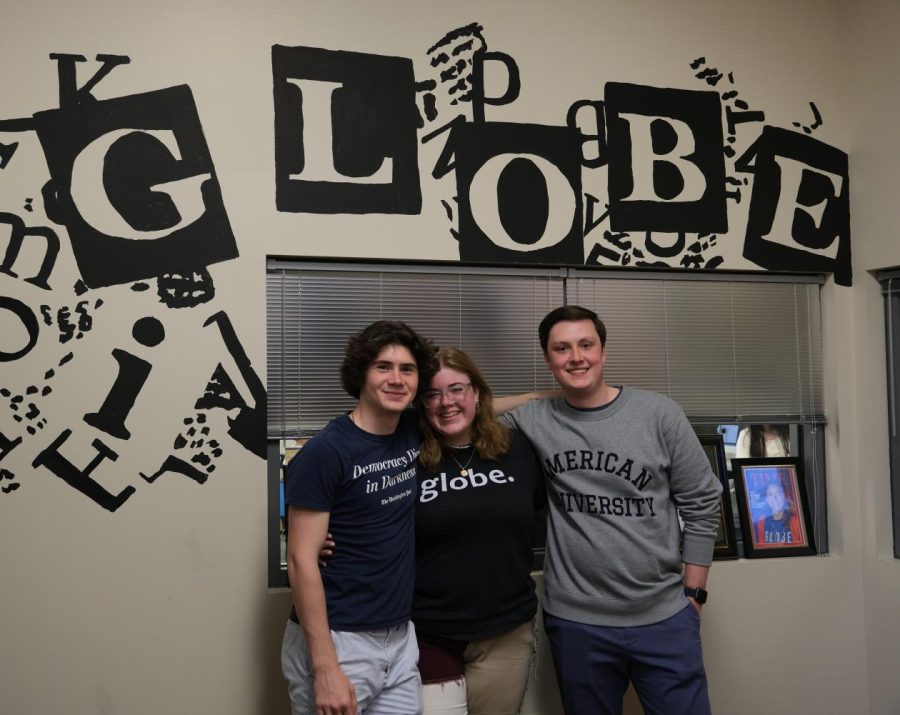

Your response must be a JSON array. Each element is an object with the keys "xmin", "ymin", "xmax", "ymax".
[
  {"xmin": 422, "ymin": 366, "xmax": 479, "ymax": 446},
  {"xmin": 766, "ymin": 482, "xmax": 787, "ymax": 516},
  {"xmin": 544, "ymin": 319, "xmax": 608, "ymax": 407},
  {"xmin": 358, "ymin": 344, "xmax": 419, "ymax": 417}
]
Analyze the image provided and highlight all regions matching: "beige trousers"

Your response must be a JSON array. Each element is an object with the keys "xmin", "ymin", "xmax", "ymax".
[{"xmin": 422, "ymin": 619, "xmax": 536, "ymax": 715}]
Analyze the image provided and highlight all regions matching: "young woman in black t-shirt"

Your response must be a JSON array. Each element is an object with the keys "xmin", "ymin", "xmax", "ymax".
[{"xmin": 413, "ymin": 347, "xmax": 546, "ymax": 715}]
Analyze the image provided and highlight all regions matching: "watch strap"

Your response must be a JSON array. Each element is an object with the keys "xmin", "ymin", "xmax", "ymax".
[{"xmin": 684, "ymin": 586, "xmax": 708, "ymax": 604}]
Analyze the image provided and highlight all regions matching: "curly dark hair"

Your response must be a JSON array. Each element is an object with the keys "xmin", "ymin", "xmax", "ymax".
[
  {"xmin": 539, "ymin": 305, "xmax": 607, "ymax": 353},
  {"xmin": 340, "ymin": 320, "xmax": 437, "ymax": 399}
]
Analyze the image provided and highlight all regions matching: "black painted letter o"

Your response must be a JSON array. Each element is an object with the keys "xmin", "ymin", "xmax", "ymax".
[{"xmin": 0, "ymin": 296, "xmax": 39, "ymax": 362}]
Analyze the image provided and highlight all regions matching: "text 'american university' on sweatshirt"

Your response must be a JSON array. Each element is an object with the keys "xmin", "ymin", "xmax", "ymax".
[{"xmin": 503, "ymin": 387, "xmax": 722, "ymax": 627}]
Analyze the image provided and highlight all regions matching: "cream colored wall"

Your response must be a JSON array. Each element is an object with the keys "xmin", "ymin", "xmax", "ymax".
[
  {"xmin": 846, "ymin": 2, "xmax": 900, "ymax": 713},
  {"xmin": 0, "ymin": 1, "xmax": 884, "ymax": 714}
]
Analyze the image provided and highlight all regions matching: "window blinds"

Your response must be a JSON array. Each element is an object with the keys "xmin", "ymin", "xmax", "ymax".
[
  {"xmin": 268, "ymin": 261, "xmax": 823, "ymax": 437},
  {"xmin": 568, "ymin": 271, "xmax": 823, "ymax": 421},
  {"xmin": 268, "ymin": 262, "xmax": 563, "ymax": 435}
]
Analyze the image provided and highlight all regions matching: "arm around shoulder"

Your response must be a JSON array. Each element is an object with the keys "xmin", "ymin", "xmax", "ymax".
[{"xmin": 493, "ymin": 389, "xmax": 559, "ymax": 416}]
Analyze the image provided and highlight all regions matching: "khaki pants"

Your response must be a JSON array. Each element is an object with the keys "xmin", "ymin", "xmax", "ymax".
[{"xmin": 422, "ymin": 619, "xmax": 536, "ymax": 715}]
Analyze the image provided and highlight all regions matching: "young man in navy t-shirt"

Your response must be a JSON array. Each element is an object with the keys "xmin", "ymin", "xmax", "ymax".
[{"xmin": 281, "ymin": 321, "xmax": 437, "ymax": 715}]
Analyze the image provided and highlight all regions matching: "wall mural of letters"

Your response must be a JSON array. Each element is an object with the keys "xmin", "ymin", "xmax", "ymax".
[
  {"xmin": 0, "ymin": 21, "xmax": 848, "ymax": 512},
  {"xmin": 276, "ymin": 24, "xmax": 849, "ymax": 282},
  {"xmin": 273, "ymin": 45, "xmax": 422, "ymax": 215},
  {"xmin": 0, "ymin": 54, "xmax": 265, "ymax": 510}
]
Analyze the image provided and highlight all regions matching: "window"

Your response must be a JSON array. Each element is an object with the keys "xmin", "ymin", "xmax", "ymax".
[
  {"xmin": 880, "ymin": 270, "xmax": 900, "ymax": 558},
  {"xmin": 706, "ymin": 422, "xmax": 826, "ymax": 558},
  {"xmin": 267, "ymin": 259, "xmax": 828, "ymax": 586}
]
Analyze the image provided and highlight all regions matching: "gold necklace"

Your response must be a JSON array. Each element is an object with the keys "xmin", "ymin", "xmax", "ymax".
[{"xmin": 447, "ymin": 444, "xmax": 476, "ymax": 477}]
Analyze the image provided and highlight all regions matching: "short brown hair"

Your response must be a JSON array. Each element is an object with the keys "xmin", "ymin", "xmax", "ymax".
[{"xmin": 539, "ymin": 305, "xmax": 607, "ymax": 353}]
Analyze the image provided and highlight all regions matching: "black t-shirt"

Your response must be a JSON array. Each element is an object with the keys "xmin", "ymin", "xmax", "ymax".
[{"xmin": 412, "ymin": 428, "xmax": 546, "ymax": 641}]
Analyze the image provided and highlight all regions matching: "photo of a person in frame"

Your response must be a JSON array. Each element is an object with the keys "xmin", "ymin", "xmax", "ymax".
[
  {"xmin": 701, "ymin": 442, "xmax": 733, "ymax": 553},
  {"xmin": 751, "ymin": 473, "xmax": 804, "ymax": 547}
]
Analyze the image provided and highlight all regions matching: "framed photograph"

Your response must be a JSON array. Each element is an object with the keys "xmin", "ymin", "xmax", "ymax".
[
  {"xmin": 699, "ymin": 434, "xmax": 738, "ymax": 559},
  {"xmin": 731, "ymin": 458, "xmax": 817, "ymax": 558}
]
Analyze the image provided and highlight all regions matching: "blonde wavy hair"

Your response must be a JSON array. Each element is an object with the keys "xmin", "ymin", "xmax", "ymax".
[{"xmin": 417, "ymin": 346, "xmax": 510, "ymax": 471}]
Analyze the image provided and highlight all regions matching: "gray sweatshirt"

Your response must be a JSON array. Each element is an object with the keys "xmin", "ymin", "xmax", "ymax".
[{"xmin": 504, "ymin": 386, "xmax": 722, "ymax": 627}]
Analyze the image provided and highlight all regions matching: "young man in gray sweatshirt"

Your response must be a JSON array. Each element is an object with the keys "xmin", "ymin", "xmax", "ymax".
[{"xmin": 503, "ymin": 305, "xmax": 722, "ymax": 715}]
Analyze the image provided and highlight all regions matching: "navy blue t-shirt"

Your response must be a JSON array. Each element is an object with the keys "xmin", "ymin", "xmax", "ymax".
[{"xmin": 284, "ymin": 410, "xmax": 420, "ymax": 631}]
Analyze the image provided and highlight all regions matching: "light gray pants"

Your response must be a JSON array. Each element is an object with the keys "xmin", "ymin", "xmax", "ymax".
[{"xmin": 282, "ymin": 619, "xmax": 423, "ymax": 714}]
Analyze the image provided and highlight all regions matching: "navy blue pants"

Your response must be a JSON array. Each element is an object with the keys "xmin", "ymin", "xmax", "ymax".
[{"xmin": 544, "ymin": 605, "xmax": 711, "ymax": 715}]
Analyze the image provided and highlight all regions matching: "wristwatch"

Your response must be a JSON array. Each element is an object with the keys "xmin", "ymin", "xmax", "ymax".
[{"xmin": 683, "ymin": 586, "xmax": 708, "ymax": 604}]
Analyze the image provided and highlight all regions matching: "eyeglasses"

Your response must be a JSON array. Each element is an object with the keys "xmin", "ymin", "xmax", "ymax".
[{"xmin": 421, "ymin": 383, "xmax": 472, "ymax": 407}]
